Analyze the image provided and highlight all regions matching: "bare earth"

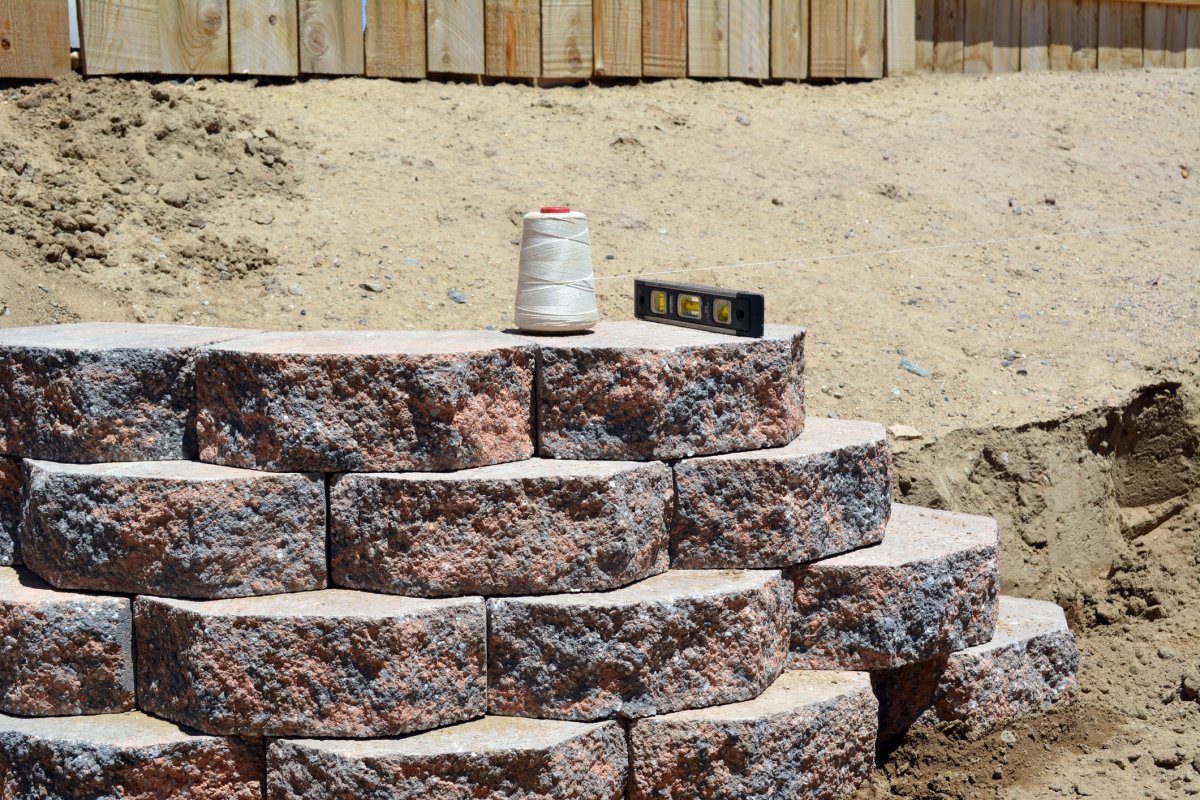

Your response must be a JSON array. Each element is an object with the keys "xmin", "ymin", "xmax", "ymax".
[{"xmin": 1, "ymin": 69, "xmax": 1198, "ymax": 799}]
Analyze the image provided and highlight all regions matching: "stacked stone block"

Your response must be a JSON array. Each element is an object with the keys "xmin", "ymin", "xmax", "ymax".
[{"xmin": 0, "ymin": 320, "xmax": 1079, "ymax": 798}]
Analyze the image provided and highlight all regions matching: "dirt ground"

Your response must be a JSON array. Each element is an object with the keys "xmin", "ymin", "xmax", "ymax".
[{"xmin": 1, "ymin": 68, "xmax": 1198, "ymax": 798}]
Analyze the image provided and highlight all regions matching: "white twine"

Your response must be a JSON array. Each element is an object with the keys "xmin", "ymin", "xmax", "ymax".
[{"xmin": 514, "ymin": 210, "xmax": 599, "ymax": 333}]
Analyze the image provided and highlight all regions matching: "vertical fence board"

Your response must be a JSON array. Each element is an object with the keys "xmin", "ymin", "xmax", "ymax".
[
  {"xmin": 1021, "ymin": 0, "xmax": 1049, "ymax": 69},
  {"xmin": 367, "ymin": 0, "xmax": 426, "ymax": 77},
  {"xmin": 0, "ymin": 0, "xmax": 70, "ymax": 78},
  {"xmin": 643, "ymin": 0, "xmax": 686, "ymax": 76},
  {"xmin": 810, "ymin": 0, "xmax": 847, "ymax": 76},
  {"xmin": 730, "ymin": 0, "xmax": 769, "ymax": 77},
  {"xmin": 687, "ymin": 0, "xmax": 728, "ymax": 76},
  {"xmin": 964, "ymin": 0, "xmax": 995, "ymax": 72},
  {"xmin": 594, "ymin": 0, "xmax": 641, "ymax": 75},
  {"xmin": 993, "ymin": 0, "xmax": 1021, "ymax": 70},
  {"xmin": 887, "ymin": 0, "xmax": 917, "ymax": 73},
  {"xmin": 160, "ymin": 0, "xmax": 229, "ymax": 74},
  {"xmin": 1070, "ymin": 0, "xmax": 1098, "ymax": 69},
  {"xmin": 1048, "ymin": 0, "xmax": 1073, "ymax": 67},
  {"xmin": 429, "ymin": 0, "xmax": 486, "ymax": 73},
  {"xmin": 79, "ymin": 0, "xmax": 160, "ymax": 74},
  {"xmin": 299, "ymin": 0, "xmax": 365, "ymax": 74},
  {"xmin": 1187, "ymin": 7, "xmax": 1200, "ymax": 67},
  {"xmin": 1119, "ymin": 1, "xmax": 1143, "ymax": 65},
  {"xmin": 1143, "ymin": 2, "xmax": 1166, "ymax": 66},
  {"xmin": 847, "ymin": 0, "xmax": 884, "ymax": 77},
  {"xmin": 231, "ymin": 0, "xmax": 299, "ymax": 75},
  {"xmin": 542, "ymin": 0, "xmax": 592, "ymax": 77},
  {"xmin": 1163, "ymin": 3, "xmax": 1186, "ymax": 65},
  {"xmin": 934, "ymin": 0, "xmax": 964, "ymax": 70},
  {"xmin": 1097, "ymin": 0, "xmax": 1122, "ymax": 68},
  {"xmin": 772, "ymin": 0, "xmax": 808, "ymax": 77},
  {"xmin": 916, "ymin": 0, "xmax": 936, "ymax": 68},
  {"xmin": 486, "ymin": 0, "xmax": 541, "ymax": 76}
]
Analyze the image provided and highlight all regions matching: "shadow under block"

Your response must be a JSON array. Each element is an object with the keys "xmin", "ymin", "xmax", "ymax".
[
  {"xmin": 194, "ymin": 329, "xmax": 535, "ymax": 472},
  {"xmin": 330, "ymin": 458, "xmax": 670, "ymax": 597},
  {"xmin": 487, "ymin": 569, "xmax": 792, "ymax": 720},
  {"xmin": 135, "ymin": 590, "xmax": 486, "ymax": 737},
  {"xmin": 532, "ymin": 320, "xmax": 805, "ymax": 461},
  {"xmin": 789, "ymin": 504, "xmax": 1000, "ymax": 670},
  {"xmin": 20, "ymin": 459, "xmax": 327, "ymax": 599},
  {"xmin": 671, "ymin": 416, "xmax": 891, "ymax": 569}
]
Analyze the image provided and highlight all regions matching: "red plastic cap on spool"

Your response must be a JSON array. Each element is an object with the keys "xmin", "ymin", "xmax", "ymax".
[{"xmin": 540, "ymin": 206, "xmax": 571, "ymax": 213}]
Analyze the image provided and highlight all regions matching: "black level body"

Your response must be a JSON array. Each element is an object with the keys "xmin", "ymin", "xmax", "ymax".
[{"xmin": 634, "ymin": 279, "xmax": 765, "ymax": 338}]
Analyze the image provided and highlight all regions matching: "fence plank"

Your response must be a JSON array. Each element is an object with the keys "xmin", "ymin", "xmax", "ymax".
[
  {"xmin": 79, "ymin": 0, "xmax": 160, "ymax": 74},
  {"xmin": 1188, "ymin": 7, "xmax": 1200, "ymax": 66},
  {"xmin": 1143, "ymin": 2, "xmax": 1166, "ymax": 65},
  {"xmin": 810, "ymin": 0, "xmax": 847, "ymax": 75},
  {"xmin": 1070, "ymin": 0, "xmax": 1098, "ymax": 69},
  {"xmin": 486, "ymin": 0, "xmax": 540, "ymax": 76},
  {"xmin": 994, "ymin": 0, "xmax": 1021, "ymax": 70},
  {"xmin": 1163, "ymin": 3, "xmax": 1186, "ymax": 64},
  {"xmin": 594, "ymin": 0, "xmax": 640, "ymax": 76},
  {"xmin": 916, "ymin": 0, "xmax": 936, "ymax": 68},
  {"xmin": 643, "ymin": 0, "xmax": 686, "ymax": 76},
  {"xmin": 299, "ymin": 0, "xmax": 364, "ymax": 74},
  {"xmin": 847, "ymin": 0, "xmax": 884, "ymax": 76},
  {"xmin": 1119, "ymin": 1, "xmax": 1143, "ymax": 65},
  {"xmin": 1048, "ymin": 0, "xmax": 1073, "ymax": 66},
  {"xmin": 1021, "ymin": 0, "xmax": 1050, "ymax": 69},
  {"xmin": 688, "ymin": 0, "xmax": 728, "ymax": 76},
  {"xmin": 964, "ymin": 0, "xmax": 995, "ymax": 72},
  {"xmin": 429, "ymin": 0, "xmax": 485, "ymax": 73},
  {"xmin": 160, "ymin": 0, "xmax": 228, "ymax": 74},
  {"xmin": 0, "ymin": 0, "xmax": 70, "ymax": 78},
  {"xmin": 887, "ymin": 0, "xmax": 917, "ymax": 73},
  {"xmin": 542, "ymin": 0, "xmax": 592, "ymax": 77},
  {"xmin": 1097, "ymin": 0, "xmax": 1121, "ymax": 67},
  {"xmin": 772, "ymin": 0, "xmax": 808, "ymax": 77},
  {"xmin": 730, "ymin": 0, "xmax": 769, "ymax": 77},
  {"xmin": 934, "ymin": 0, "xmax": 965, "ymax": 70},
  {"xmin": 367, "ymin": 0, "xmax": 426, "ymax": 77},
  {"xmin": 231, "ymin": 0, "xmax": 299, "ymax": 75}
]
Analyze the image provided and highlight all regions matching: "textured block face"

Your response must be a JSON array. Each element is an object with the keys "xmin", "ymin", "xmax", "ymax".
[
  {"xmin": 331, "ymin": 459, "xmax": 671, "ymax": 597},
  {"xmin": 136, "ymin": 590, "xmax": 487, "ymax": 737},
  {"xmin": 268, "ymin": 717, "xmax": 628, "ymax": 800},
  {"xmin": 671, "ymin": 417, "xmax": 892, "ymax": 569},
  {"xmin": 629, "ymin": 670, "xmax": 878, "ymax": 800},
  {"xmin": 21, "ymin": 460, "xmax": 327, "ymax": 599},
  {"xmin": 0, "ymin": 568, "xmax": 134, "ymax": 716},
  {"xmin": 790, "ymin": 504, "xmax": 1000, "ymax": 670},
  {"xmin": 873, "ymin": 595, "xmax": 1080, "ymax": 744},
  {"xmin": 195, "ymin": 330, "xmax": 535, "ymax": 472},
  {"xmin": 0, "ymin": 711, "xmax": 263, "ymax": 799},
  {"xmin": 0, "ymin": 457, "xmax": 20, "ymax": 565},
  {"xmin": 533, "ymin": 321, "xmax": 805, "ymax": 460},
  {"xmin": 488, "ymin": 570, "xmax": 792, "ymax": 721},
  {"xmin": 0, "ymin": 323, "xmax": 251, "ymax": 462}
]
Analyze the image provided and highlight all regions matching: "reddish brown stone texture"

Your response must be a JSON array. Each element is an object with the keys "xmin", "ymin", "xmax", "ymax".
[
  {"xmin": 21, "ymin": 459, "xmax": 327, "ymax": 599},
  {"xmin": 873, "ymin": 595, "xmax": 1080, "ymax": 745},
  {"xmin": 268, "ymin": 717, "xmax": 628, "ymax": 799},
  {"xmin": 331, "ymin": 458, "xmax": 671, "ymax": 597},
  {"xmin": 195, "ymin": 330, "xmax": 535, "ymax": 472},
  {"xmin": 0, "ymin": 323, "xmax": 252, "ymax": 462},
  {"xmin": 0, "ymin": 456, "xmax": 20, "ymax": 565},
  {"xmin": 0, "ymin": 567, "xmax": 134, "ymax": 716},
  {"xmin": 488, "ymin": 570, "xmax": 792, "ymax": 721},
  {"xmin": 532, "ymin": 321, "xmax": 805, "ymax": 461},
  {"xmin": 629, "ymin": 670, "xmax": 877, "ymax": 800},
  {"xmin": 671, "ymin": 417, "xmax": 892, "ymax": 569},
  {"xmin": 790, "ymin": 504, "xmax": 1000, "ymax": 671},
  {"xmin": 0, "ymin": 711, "xmax": 263, "ymax": 799},
  {"xmin": 136, "ymin": 590, "xmax": 486, "ymax": 737}
]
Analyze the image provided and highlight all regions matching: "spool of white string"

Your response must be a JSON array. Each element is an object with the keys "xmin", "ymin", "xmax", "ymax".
[{"xmin": 514, "ymin": 209, "xmax": 598, "ymax": 333}]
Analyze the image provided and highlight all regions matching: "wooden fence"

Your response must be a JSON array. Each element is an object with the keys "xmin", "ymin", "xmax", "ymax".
[{"xmin": 0, "ymin": 1, "xmax": 1196, "ymax": 80}]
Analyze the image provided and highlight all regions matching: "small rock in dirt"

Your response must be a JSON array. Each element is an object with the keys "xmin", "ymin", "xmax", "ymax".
[
  {"xmin": 1181, "ymin": 669, "xmax": 1200, "ymax": 701},
  {"xmin": 604, "ymin": 255, "xmax": 616, "ymax": 261},
  {"xmin": 360, "ymin": 282, "xmax": 384, "ymax": 293},
  {"xmin": 150, "ymin": 87, "xmax": 171, "ymax": 103},
  {"xmin": 889, "ymin": 424, "xmax": 922, "ymax": 440},
  {"xmin": 288, "ymin": 284, "xmax": 305, "ymax": 297},
  {"xmin": 1000, "ymin": 730, "xmax": 1017, "ymax": 746},
  {"xmin": 384, "ymin": 273, "xmax": 394, "ymax": 281},
  {"xmin": 771, "ymin": 197, "xmax": 784, "ymax": 206},
  {"xmin": 404, "ymin": 256, "xmax": 420, "ymax": 266},
  {"xmin": 736, "ymin": 115, "xmax": 751, "ymax": 126},
  {"xmin": 899, "ymin": 358, "xmax": 931, "ymax": 378},
  {"xmin": 447, "ymin": 289, "xmax": 468, "ymax": 304},
  {"xmin": 1154, "ymin": 750, "xmax": 1185, "ymax": 769},
  {"xmin": 251, "ymin": 209, "xmax": 274, "ymax": 225},
  {"xmin": 159, "ymin": 184, "xmax": 190, "ymax": 208}
]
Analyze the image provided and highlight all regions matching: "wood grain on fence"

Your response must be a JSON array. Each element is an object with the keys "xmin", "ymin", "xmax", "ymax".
[
  {"xmin": 643, "ymin": 0, "xmax": 686, "ymax": 76},
  {"xmin": 79, "ymin": 0, "xmax": 159, "ymax": 74},
  {"xmin": 687, "ymin": 0, "xmax": 727, "ymax": 76},
  {"xmin": 486, "ymin": 0, "xmax": 540, "ymax": 77},
  {"xmin": 0, "ymin": 0, "xmax": 71, "ymax": 78},
  {"xmin": 771, "ymin": 0, "xmax": 808, "ymax": 78},
  {"xmin": 367, "ymin": 0, "xmax": 425, "ymax": 77},
  {"xmin": 429, "ymin": 0, "xmax": 485, "ymax": 73},
  {"xmin": 847, "ymin": 0, "xmax": 885, "ymax": 76},
  {"xmin": 593, "ymin": 0, "xmax": 640, "ymax": 76},
  {"xmin": 542, "ymin": 0, "xmax": 591, "ymax": 77},
  {"xmin": 729, "ymin": 0, "xmax": 769, "ymax": 78},
  {"xmin": 810, "ymin": 0, "xmax": 847, "ymax": 76},
  {"xmin": 231, "ymin": 0, "xmax": 298, "ymax": 75},
  {"xmin": 887, "ymin": 0, "xmax": 917, "ymax": 72}
]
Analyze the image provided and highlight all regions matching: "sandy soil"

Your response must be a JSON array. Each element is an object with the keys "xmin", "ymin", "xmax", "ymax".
[{"xmin": 1, "ymin": 69, "xmax": 1198, "ymax": 798}]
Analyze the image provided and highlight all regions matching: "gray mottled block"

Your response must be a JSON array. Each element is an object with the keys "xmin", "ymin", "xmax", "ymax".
[
  {"xmin": 0, "ymin": 567, "xmax": 133, "ymax": 716},
  {"xmin": 0, "ymin": 711, "xmax": 263, "ymax": 799},
  {"xmin": 629, "ymin": 670, "xmax": 877, "ymax": 800},
  {"xmin": 21, "ymin": 459, "xmax": 327, "ymax": 599},
  {"xmin": 488, "ymin": 570, "xmax": 792, "ymax": 721},
  {"xmin": 873, "ymin": 595, "xmax": 1080, "ymax": 745},
  {"xmin": 0, "ymin": 323, "xmax": 252, "ymax": 462},
  {"xmin": 671, "ymin": 417, "xmax": 892, "ymax": 568},
  {"xmin": 532, "ymin": 321, "xmax": 805, "ymax": 460},
  {"xmin": 789, "ymin": 504, "xmax": 1000, "ymax": 671},
  {"xmin": 268, "ymin": 717, "xmax": 628, "ymax": 800},
  {"xmin": 0, "ymin": 456, "xmax": 19, "ymax": 565},
  {"xmin": 331, "ymin": 458, "xmax": 671, "ymax": 597},
  {"xmin": 136, "ymin": 590, "xmax": 486, "ymax": 737},
  {"xmin": 195, "ymin": 330, "xmax": 535, "ymax": 472}
]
